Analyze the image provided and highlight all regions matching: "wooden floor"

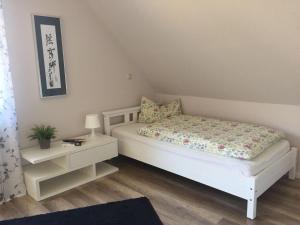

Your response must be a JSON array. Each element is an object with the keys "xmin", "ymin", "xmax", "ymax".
[{"xmin": 1, "ymin": 157, "xmax": 300, "ymax": 225}]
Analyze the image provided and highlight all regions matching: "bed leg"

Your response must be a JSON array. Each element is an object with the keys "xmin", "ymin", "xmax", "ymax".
[
  {"xmin": 288, "ymin": 167, "xmax": 296, "ymax": 180},
  {"xmin": 247, "ymin": 198, "xmax": 257, "ymax": 220},
  {"xmin": 289, "ymin": 147, "xmax": 298, "ymax": 180}
]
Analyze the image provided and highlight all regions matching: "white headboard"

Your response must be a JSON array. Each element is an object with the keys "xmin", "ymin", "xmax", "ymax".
[{"xmin": 102, "ymin": 106, "xmax": 141, "ymax": 135}]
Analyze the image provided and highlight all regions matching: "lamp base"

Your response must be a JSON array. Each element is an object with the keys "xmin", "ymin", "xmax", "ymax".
[{"xmin": 88, "ymin": 129, "xmax": 100, "ymax": 139}]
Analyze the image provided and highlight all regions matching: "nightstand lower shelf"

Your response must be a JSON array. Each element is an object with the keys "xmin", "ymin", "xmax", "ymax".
[
  {"xmin": 40, "ymin": 166, "xmax": 93, "ymax": 199},
  {"xmin": 96, "ymin": 162, "xmax": 118, "ymax": 178},
  {"xmin": 24, "ymin": 162, "xmax": 118, "ymax": 201}
]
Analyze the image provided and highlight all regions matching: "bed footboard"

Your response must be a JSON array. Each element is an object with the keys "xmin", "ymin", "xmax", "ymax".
[
  {"xmin": 103, "ymin": 106, "xmax": 140, "ymax": 135},
  {"xmin": 246, "ymin": 147, "xmax": 298, "ymax": 219}
]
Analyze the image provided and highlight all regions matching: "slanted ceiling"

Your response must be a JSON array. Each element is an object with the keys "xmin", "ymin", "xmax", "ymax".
[{"xmin": 87, "ymin": 0, "xmax": 300, "ymax": 105}]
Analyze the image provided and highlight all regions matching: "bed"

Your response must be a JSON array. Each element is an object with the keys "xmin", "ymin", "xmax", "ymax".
[{"xmin": 103, "ymin": 106, "xmax": 298, "ymax": 219}]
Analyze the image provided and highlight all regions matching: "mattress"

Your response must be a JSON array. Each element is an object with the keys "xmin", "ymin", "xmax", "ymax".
[
  {"xmin": 138, "ymin": 115, "xmax": 285, "ymax": 160},
  {"xmin": 112, "ymin": 123, "xmax": 290, "ymax": 176}
]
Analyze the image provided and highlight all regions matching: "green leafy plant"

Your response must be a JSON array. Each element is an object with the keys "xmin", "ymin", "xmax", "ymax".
[{"xmin": 28, "ymin": 125, "xmax": 57, "ymax": 141}]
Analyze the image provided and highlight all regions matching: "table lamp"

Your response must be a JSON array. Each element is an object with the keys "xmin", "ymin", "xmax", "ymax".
[{"xmin": 85, "ymin": 114, "xmax": 100, "ymax": 138}]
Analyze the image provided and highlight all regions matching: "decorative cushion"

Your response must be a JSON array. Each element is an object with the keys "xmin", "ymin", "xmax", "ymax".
[
  {"xmin": 160, "ymin": 99, "xmax": 182, "ymax": 118},
  {"xmin": 138, "ymin": 97, "xmax": 182, "ymax": 123},
  {"xmin": 138, "ymin": 97, "xmax": 161, "ymax": 123}
]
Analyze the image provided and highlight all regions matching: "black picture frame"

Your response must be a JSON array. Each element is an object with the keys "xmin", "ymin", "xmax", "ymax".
[{"xmin": 33, "ymin": 15, "xmax": 67, "ymax": 97}]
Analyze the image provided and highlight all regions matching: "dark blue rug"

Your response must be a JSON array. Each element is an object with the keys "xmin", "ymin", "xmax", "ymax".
[{"xmin": 0, "ymin": 197, "xmax": 163, "ymax": 225}]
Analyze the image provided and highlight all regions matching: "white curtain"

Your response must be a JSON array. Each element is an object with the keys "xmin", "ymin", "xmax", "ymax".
[{"xmin": 0, "ymin": 0, "xmax": 25, "ymax": 203}]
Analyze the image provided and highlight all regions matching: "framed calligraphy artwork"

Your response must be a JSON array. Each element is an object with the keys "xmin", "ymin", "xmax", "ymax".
[{"xmin": 33, "ymin": 15, "xmax": 67, "ymax": 97}]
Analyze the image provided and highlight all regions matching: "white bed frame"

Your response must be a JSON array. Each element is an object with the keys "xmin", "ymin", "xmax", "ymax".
[{"xmin": 103, "ymin": 106, "xmax": 298, "ymax": 219}]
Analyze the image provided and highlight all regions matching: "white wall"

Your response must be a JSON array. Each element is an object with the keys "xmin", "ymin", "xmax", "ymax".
[
  {"xmin": 3, "ymin": 0, "xmax": 154, "ymax": 148},
  {"xmin": 87, "ymin": 0, "xmax": 300, "ymax": 105},
  {"xmin": 157, "ymin": 94, "xmax": 300, "ymax": 177}
]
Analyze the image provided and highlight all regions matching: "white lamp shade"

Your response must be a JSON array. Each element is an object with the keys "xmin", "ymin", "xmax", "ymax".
[{"xmin": 85, "ymin": 114, "xmax": 100, "ymax": 129}]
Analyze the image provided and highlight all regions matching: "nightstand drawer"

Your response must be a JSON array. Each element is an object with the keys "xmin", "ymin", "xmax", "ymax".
[{"xmin": 69, "ymin": 142, "xmax": 118, "ymax": 170}]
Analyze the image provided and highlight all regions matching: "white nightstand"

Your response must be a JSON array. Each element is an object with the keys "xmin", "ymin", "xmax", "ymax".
[{"xmin": 21, "ymin": 135, "xmax": 118, "ymax": 201}]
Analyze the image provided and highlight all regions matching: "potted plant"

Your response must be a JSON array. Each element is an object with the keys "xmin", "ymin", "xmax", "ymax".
[{"xmin": 28, "ymin": 125, "xmax": 57, "ymax": 149}]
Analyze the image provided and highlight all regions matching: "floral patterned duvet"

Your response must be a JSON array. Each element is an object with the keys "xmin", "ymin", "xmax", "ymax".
[{"xmin": 137, "ymin": 115, "xmax": 285, "ymax": 160}]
